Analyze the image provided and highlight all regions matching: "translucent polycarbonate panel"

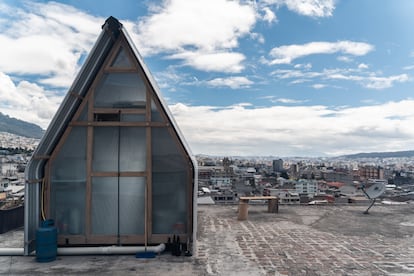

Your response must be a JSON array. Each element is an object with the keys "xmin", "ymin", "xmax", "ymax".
[
  {"xmin": 120, "ymin": 114, "xmax": 145, "ymax": 122},
  {"xmin": 111, "ymin": 47, "xmax": 133, "ymax": 68},
  {"xmin": 91, "ymin": 177, "xmax": 145, "ymax": 235},
  {"xmin": 51, "ymin": 127, "xmax": 87, "ymax": 181},
  {"xmin": 50, "ymin": 126, "xmax": 87, "ymax": 235},
  {"xmin": 151, "ymin": 128, "xmax": 189, "ymax": 234},
  {"xmin": 151, "ymin": 99, "xmax": 164, "ymax": 122},
  {"xmin": 93, "ymin": 127, "xmax": 118, "ymax": 172},
  {"xmin": 119, "ymin": 177, "xmax": 145, "ymax": 235},
  {"xmin": 152, "ymin": 128, "xmax": 187, "ymax": 172},
  {"xmin": 152, "ymin": 172, "xmax": 187, "ymax": 234},
  {"xmin": 51, "ymin": 181, "xmax": 85, "ymax": 235},
  {"xmin": 77, "ymin": 105, "xmax": 88, "ymax": 121},
  {"xmin": 119, "ymin": 127, "xmax": 146, "ymax": 172},
  {"xmin": 91, "ymin": 177, "xmax": 117, "ymax": 235},
  {"xmin": 94, "ymin": 73, "xmax": 146, "ymax": 108}
]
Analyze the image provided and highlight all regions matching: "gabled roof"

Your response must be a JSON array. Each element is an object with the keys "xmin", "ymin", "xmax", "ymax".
[
  {"xmin": 24, "ymin": 17, "xmax": 198, "ymax": 254},
  {"xmin": 26, "ymin": 16, "xmax": 195, "ymax": 183}
]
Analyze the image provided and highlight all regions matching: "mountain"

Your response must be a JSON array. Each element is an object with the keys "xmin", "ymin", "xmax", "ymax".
[
  {"xmin": 0, "ymin": 113, "xmax": 44, "ymax": 139},
  {"xmin": 341, "ymin": 150, "xmax": 414, "ymax": 159}
]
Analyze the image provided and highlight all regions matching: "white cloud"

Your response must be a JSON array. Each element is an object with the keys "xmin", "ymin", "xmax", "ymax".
[
  {"xmin": 207, "ymin": 76, "xmax": 253, "ymax": 89},
  {"xmin": 268, "ymin": 41, "xmax": 374, "ymax": 64},
  {"xmin": 358, "ymin": 63, "xmax": 369, "ymax": 69},
  {"xmin": 0, "ymin": 2, "xmax": 101, "ymax": 87},
  {"xmin": 170, "ymin": 100, "xmax": 414, "ymax": 156},
  {"xmin": 337, "ymin": 56, "xmax": 353, "ymax": 63},
  {"xmin": 167, "ymin": 51, "xmax": 246, "ymax": 73},
  {"xmin": 261, "ymin": 7, "xmax": 277, "ymax": 23},
  {"xmin": 271, "ymin": 67, "xmax": 409, "ymax": 90},
  {"xmin": 403, "ymin": 65, "xmax": 414, "ymax": 70},
  {"xmin": 134, "ymin": 0, "xmax": 256, "ymax": 54},
  {"xmin": 294, "ymin": 63, "xmax": 312, "ymax": 69},
  {"xmin": 128, "ymin": 0, "xmax": 258, "ymax": 73},
  {"xmin": 328, "ymin": 73, "xmax": 409, "ymax": 89},
  {"xmin": 272, "ymin": 98, "xmax": 307, "ymax": 104},
  {"xmin": 250, "ymin": 32, "xmax": 265, "ymax": 44},
  {"xmin": 0, "ymin": 72, "xmax": 61, "ymax": 129},
  {"xmin": 312, "ymin": 84, "xmax": 326, "ymax": 89},
  {"xmin": 261, "ymin": 0, "xmax": 335, "ymax": 17}
]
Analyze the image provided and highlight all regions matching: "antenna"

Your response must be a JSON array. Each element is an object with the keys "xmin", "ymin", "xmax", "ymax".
[{"xmin": 360, "ymin": 180, "xmax": 386, "ymax": 214}]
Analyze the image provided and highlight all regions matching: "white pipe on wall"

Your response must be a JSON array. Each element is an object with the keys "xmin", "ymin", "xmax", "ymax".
[{"xmin": 0, "ymin": 243, "xmax": 165, "ymax": 256}]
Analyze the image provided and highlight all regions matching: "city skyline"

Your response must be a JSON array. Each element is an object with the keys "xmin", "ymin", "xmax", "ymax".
[{"xmin": 1, "ymin": 0, "xmax": 414, "ymax": 156}]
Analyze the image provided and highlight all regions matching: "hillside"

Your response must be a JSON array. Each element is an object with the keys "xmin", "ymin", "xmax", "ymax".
[
  {"xmin": 0, "ymin": 113, "xmax": 44, "ymax": 139},
  {"xmin": 341, "ymin": 150, "xmax": 414, "ymax": 159}
]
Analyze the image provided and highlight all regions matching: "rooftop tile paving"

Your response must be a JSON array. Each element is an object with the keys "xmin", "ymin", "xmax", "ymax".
[{"xmin": 1, "ymin": 203, "xmax": 413, "ymax": 275}]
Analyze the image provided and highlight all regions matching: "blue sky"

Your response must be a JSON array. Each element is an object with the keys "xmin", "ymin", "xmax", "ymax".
[{"xmin": 0, "ymin": 0, "xmax": 414, "ymax": 156}]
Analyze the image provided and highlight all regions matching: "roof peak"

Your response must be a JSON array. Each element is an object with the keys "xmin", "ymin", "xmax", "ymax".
[{"xmin": 102, "ymin": 16, "xmax": 122, "ymax": 37}]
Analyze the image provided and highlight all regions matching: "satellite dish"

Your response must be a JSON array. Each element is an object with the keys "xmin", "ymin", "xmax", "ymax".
[
  {"xmin": 364, "ymin": 182, "xmax": 386, "ymax": 199},
  {"xmin": 361, "ymin": 181, "xmax": 386, "ymax": 214}
]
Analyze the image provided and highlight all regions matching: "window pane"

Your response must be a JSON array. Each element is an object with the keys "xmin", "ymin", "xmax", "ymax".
[
  {"xmin": 92, "ymin": 177, "xmax": 145, "ymax": 235},
  {"xmin": 77, "ymin": 105, "xmax": 88, "ymax": 121},
  {"xmin": 51, "ymin": 127, "xmax": 86, "ymax": 181},
  {"xmin": 152, "ymin": 128, "xmax": 188, "ymax": 234},
  {"xmin": 50, "ymin": 127, "xmax": 87, "ymax": 235},
  {"xmin": 92, "ymin": 177, "xmax": 118, "ymax": 235},
  {"xmin": 111, "ymin": 47, "xmax": 133, "ymax": 68},
  {"xmin": 93, "ymin": 127, "xmax": 118, "ymax": 172},
  {"xmin": 151, "ymin": 99, "xmax": 164, "ymax": 122},
  {"xmin": 94, "ymin": 73, "xmax": 146, "ymax": 108},
  {"xmin": 152, "ymin": 172, "xmax": 187, "ymax": 234},
  {"xmin": 119, "ymin": 127, "xmax": 146, "ymax": 172},
  {"xmin": 119, "ymin": 177, "xmax": 145, "ymax": 235},
  {"xmin": 51, "ymin": 181, "xmax": 85, "ymax": 235},
  {"xmin": 120, "ymin": 114, "xmax": 145, "ymax": 122}
]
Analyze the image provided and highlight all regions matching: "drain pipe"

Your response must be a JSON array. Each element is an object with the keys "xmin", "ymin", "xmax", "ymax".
[{"xmin": 0, "ymin": 244, "xmax": 165, "ymax": 256}]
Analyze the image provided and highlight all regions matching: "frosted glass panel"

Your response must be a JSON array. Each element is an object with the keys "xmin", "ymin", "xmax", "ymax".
[
  {"xmin": 93, "ymin": 127, "xmax": 118, "ymax": 172},
  {"xmin": 51, "ymin": 127, "xmax": 86, "ymax": 181},
  {"xmin": 51, "ymin": 181, "xmax": 85, "ymax": 235},
  {"xmin": 120, "ymin": 114, "xmax": 145, "ymax": 122},
  {"xmin": 111, "ymin": 47, "xmax": 133, "ymax": 68},
  {"xmin": 152, "ymin": 128, "xmax": 188, "ymax": 234},
  {"xmin": 92, "ymin": 177, "xmax": 145, "ymax": 235},
  {"xmin": 119, "ymin": 127, "xmax": 146, "ymax": 172},
  {"xmin": 77, "ymin": 106, "xmax": 88, "ymax": 121},
  {"xmin": 94, "ymin": 73, "xmax": 146, "ymax": 108},
  {"xmin": 152, "ymin": 172, "xmax": 187, "ymax": 234},
  {"xmin": 151, "ymin": 99, "xmax": 164, "ymax": 122},
  {"xmin": 92, "ymin": 177, "xmax": 117, "ymax": 235},
  {"xmin": 50, "ymin": 127, "xmax": 86, "ymax": 235},
  {"xmin": 119, "ymin": 177, "xmax": 145, "ymax": 235}
]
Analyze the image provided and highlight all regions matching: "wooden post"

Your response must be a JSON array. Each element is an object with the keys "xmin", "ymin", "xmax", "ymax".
[{"xmin": 237, "ymin": 200, "xmax": 249, "ymax": 220}]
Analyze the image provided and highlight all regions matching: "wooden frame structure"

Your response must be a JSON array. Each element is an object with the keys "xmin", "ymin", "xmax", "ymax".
[{"xmin": 25, "ymin": 17, "xmax": 197, "ymax": 254}]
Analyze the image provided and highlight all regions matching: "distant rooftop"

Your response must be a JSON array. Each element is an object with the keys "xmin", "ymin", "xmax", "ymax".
[{"xmin": 1, "ymin": 204, "xmax": 413, "ymax": 275}]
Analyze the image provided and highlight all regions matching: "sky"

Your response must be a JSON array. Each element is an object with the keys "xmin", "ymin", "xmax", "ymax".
[{"xmin": 1, "ymin": 0, "xmax": 414, "ymax": 157}]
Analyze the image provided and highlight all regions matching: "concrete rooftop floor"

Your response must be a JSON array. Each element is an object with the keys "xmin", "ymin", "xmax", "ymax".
[{"xmin": 1, "ymin": 203, "xmax": 413, "ymax": 275}]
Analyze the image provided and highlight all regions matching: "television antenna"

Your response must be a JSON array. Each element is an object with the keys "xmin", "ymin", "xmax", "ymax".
[{"xmin": 360, "ymin": 181, "xmax": 386, "ymax": 214}]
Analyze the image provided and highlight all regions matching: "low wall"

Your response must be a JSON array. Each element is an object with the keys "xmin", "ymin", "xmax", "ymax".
[{"xmin": 0, "ymin": 205, "xmax": 24, "ymax": 234}]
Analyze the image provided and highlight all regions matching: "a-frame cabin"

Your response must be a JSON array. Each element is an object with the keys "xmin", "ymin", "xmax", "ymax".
[{"xmin": 25, "ymin": 16, "xmax": 197, "ymax": 255}]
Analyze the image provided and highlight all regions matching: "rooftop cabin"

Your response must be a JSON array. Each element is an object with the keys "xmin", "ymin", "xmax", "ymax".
[{"xmin": 24, "ymin": 16, "xmax": 197, "ymax": 255}]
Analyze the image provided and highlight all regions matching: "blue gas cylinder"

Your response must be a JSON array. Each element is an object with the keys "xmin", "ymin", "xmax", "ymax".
[{"xmin": 36, "ymin": 219, "xmax": 57, "ymax": 262}]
